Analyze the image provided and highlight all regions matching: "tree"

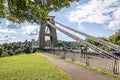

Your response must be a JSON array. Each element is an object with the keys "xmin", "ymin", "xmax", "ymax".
[
  {"xmin": 85, "ymin": 37, "xmax": 112, "ymax": 51},
  {"xmin": 85, "ymin": 38, "xmax": 100, "ymax": 46},
  {"xmin": 2, "ymin": 40, "xmax": 31, "ymax": 56},
  {"xmin": 109, "ymin": 30, "xmax": 120, "ymax": 45},
  {"xmin": 0, "ymin": 47, "xmax": 3, "ymax": 57},
  {"xmin": 98, "ymin": 37, "xmax": 108, "ymax": 41},
  {"xmin": 0, "ymin": 0, "xmax": 79, "ymax": 24}
]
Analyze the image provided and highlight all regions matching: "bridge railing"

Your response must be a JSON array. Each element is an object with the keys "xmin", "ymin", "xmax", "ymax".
[{"xmin": 47, "ymin": 49, "xmax": 120, "ymax": 75}]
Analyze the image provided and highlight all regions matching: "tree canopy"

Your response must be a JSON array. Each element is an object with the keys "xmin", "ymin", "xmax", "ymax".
[
  {"xmin": 85, "ymin": 30, "xmax": 120, "ymax": 51},
  {"xmin": 109, "ymin": 30, "xmax": 120, "ymax": 45},
  {"xmin": 0, "ymin": 0, "xmax": 79, "ymax": 24},
  {"xmin": 0, "ymin": 47, "xmax": 3, "ymax": 57}
]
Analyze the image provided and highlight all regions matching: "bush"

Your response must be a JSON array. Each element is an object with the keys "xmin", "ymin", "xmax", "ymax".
[
  {"xmin": 0, "ymin": 47, "xmax": 8, "ymax": 57},
  {"xmin": 0, "ymin": 47, "xmax": 3, "ymax": 57}
]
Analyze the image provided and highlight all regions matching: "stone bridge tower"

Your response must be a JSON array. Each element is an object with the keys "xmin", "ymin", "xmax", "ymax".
[{"xmin": 38, "ymin": 16, "xmax": 58, "ymax": 49}]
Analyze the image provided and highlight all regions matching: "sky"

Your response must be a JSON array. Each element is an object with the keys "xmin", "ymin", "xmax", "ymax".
[{"xmin": 0, "ymin": 0, "xmax": 120, "ymax": 44}]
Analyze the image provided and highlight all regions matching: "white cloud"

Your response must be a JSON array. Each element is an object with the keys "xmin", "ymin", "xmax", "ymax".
[
  {"xmin": 108, "ymin": 20, "xmax": 120, "ymax": 30},
  {"xmin": 113, "ymin": 8, "xmax": 120, "ymax": 20},
  {"xmin": 67, "ymin": 0, "xmax": 120, "ymax": 30},
  {"xmin": 78, "ymin": 25, "xmax": 85, "ymax": 31},
  {"xmin": 0, "ymin": 34, "xmax": 20, "ymax": 44},
  {"xmin": 6, "ymin": 20, "xmax": 10, "ymax": 25},
  {"xmin": 0, "ymin": 27, "xmax": 16, "ymax": 34},
  {"xmin": 0, "ymin": 34, "xmax": 2, "ymax": 38},
  {"xmin": 6, "ymin": 20, "xmax": 22, "ymax": 29},
  {"xmin": 22, "ymin": 25, "xmax": 39, "ymax": 35}
]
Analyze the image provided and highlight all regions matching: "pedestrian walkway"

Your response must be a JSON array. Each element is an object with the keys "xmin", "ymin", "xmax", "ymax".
[{"xmin": 40, "ymin": 54, "xmax": 118, "ymax": 80}]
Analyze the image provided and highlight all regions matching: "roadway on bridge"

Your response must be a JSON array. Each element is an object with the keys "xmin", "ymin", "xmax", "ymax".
[{"xmin": 39, "ymin": 54, "xmax": 118, "ymax": 80}]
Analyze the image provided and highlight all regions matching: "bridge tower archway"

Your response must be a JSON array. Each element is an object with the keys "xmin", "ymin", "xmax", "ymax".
[{"xmin": 38, "ymin": 16, "xmax": 58, "ymax": 49}]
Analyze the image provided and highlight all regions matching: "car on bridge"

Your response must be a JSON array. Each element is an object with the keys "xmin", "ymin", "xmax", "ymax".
[
  {"xmin": 86, "ymin": 48, "xmax": 99, "ymax": 55},
  {"xmin": 67, "ymin": 48, "xmax": 81, "ymax": 53},
  {"xmin": 111, "ymin": 51, "xmax": 120, "ymax": 56}
]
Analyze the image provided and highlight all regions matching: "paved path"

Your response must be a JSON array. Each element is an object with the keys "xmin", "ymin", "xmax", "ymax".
[{"xmin": 40, "ymin": 54, "xmax": 119, "ymax": 80}]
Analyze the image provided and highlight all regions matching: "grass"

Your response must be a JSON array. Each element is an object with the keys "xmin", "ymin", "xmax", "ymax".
[
  {"xmin": 0, "ymin": 53, "xmax": 72, "ymax": 80},
  {"xmin": 45, "ymin": 52, "xmax": 120, "ymax": 79}
]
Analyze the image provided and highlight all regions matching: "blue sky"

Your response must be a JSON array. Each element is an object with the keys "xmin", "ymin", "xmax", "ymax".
[{"xmin": 0, "ymin": 0, "xmax": 120, "ymax": 44}]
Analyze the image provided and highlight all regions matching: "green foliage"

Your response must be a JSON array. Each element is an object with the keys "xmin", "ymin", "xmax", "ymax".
[
  {"xmin": 58, "ymin": 40, "xmax": 83, "ymax": 48},
  {"xmin": 0, "ymin": 53, "xmax": 72, "ymax": 80},
  {"xmin": 109, "ymin": 30, "xmax": 120, "ymax": 45},
  {"xmin": 85, "ymin": 38, "xmax": 100, "ymax": 46},
  {"xmin": 0, "ymin": 0, "xmax": 79, "ymax": 24},
  {"xmin": 2, "ymin": 40, "xmax": 31, "ymax": 56},
  {"xmin": 0, "ymin": 0, "xmax": 6, "ymax": 18},
  {"xmin": 85, "ymin": 38, "xmax": 112, "ymax": 51},
  {"xmin": 98, "ymin": 37, "xmax": 108, "ymax": 41},
  {"xmin": 85, "ymin": 30, "xmax": 120, "ymax": 51},
  {"xmin": 0, "ymin": 47, "xmax": 3, "ymax": 57}
]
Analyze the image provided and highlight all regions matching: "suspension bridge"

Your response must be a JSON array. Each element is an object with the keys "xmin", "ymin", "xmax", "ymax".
[{"xmin": 31, "ymin": 16, "xmax": 120, "ymax": 75}]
